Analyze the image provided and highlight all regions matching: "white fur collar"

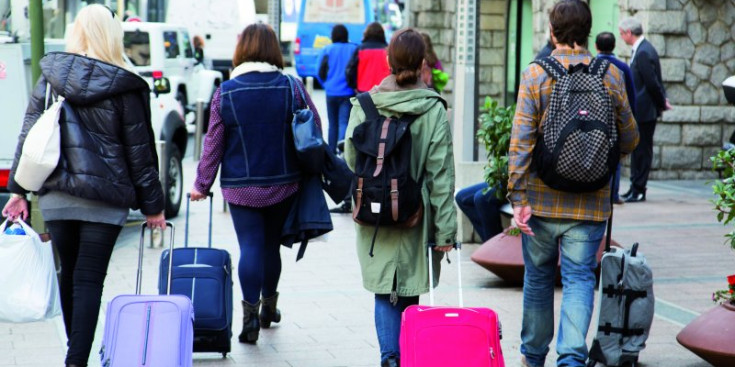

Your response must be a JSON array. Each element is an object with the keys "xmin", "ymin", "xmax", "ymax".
[{"xmin": 230, "ymin": 62, "xmax": 280, "ymax": 79}]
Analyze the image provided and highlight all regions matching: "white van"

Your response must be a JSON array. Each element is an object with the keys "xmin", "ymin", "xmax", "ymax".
[{"xmin": 166, "ymin": 0, "xmax": 256, "ymax": 80}]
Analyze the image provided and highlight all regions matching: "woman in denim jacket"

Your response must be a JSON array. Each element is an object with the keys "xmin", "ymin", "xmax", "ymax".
[{"xmin": 190, "ymin": 23, "xmax": 321, "ymax": 344}]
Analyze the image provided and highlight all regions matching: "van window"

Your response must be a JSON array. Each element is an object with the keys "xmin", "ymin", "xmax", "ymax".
[
  {"xmin": 303, "ymin": 0, "xmax": 365, "ymax": 24},
  {"xmin": 124, "ymin": 31, "xmax": 151, "ymax": 66},
  {"xmin": 181, "ymin": 32, "xmax": 194, "ymax": 58},
  {"xmin": 163, "ymin": 31, "xmax": 180, "ymax": 59}
]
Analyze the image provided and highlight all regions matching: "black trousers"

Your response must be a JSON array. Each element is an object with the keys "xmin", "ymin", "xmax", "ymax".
[
  {"xmin": 46, "ymin": 220, "xmax": 122, "ymax": 367},
  {"xmin": 629, "ymin": 120, "xmax": 656, "ymax": 193}
]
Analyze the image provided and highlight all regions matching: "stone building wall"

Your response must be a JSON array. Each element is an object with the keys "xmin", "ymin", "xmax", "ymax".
[
  {"xmin": 617, "ymin": 0, "xmax": 735, "ymax": 179},
  {"xmin": 412, "ymin": 0, "xmax": 735, "ymax": 179},
  {"xmin": 410, "ymin": 0, "xmax": 508, "ymax": 107}
]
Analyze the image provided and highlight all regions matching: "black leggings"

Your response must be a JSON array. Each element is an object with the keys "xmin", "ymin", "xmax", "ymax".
[{"xmin": 46, "ymin": 220, "xmax": 122, "ymax": 367}]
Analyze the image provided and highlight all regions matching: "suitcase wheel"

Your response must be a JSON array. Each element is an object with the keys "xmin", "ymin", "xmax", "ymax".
[{"xmin": 222, "ymin": 353, "xmax": 227, "ymax": 358}]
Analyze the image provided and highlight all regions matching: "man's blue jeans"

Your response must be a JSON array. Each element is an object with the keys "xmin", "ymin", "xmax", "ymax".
[
  {"xmin": 520, "ymin": 216, "xmax": 605, "ymax": 367},
  {"xmin": 326, "ymin": 95, "xmax": 353, "ymax": 153},
  {"xmin": 374, "ymin": 293, "xmax": 418, "ymax": 363}
]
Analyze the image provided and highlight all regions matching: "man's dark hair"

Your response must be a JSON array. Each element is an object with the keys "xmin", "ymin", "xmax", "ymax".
[
  {"xmin": 595, "ymin": 32, "xmax": 615, "ymax": 54},
  {"xmin": 363, "ymin": 22, "xmax": 386, "ymax": 43},
  {"xmin": 332, "ymin": 24, "xmax": 348, "ymax": 43},
  {"xmin": 549, "ymin": 0, "xmax": 591, "ymax": 48}
]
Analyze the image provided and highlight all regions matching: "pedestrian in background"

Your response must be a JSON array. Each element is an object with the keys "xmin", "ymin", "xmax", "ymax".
[
  {"xmin": 346, "ymin": 21, "xmax": 390, "ymax": 93},
  {"xmin": 2, "ymin": 5, "xmax": 166, "ymax": 367},
  {"xmin": 419, "ymin": 32, "xmax": 447, "ymax": 93},
  {"xmin": 344, "ymin": 28, "xmax": 457, "ymax": 367},
  {"xmin": 193, "ymin": 34, "xmax": 205, "ymax": 64},
  {"xmin": 619, "ymin": 17, "xmax": 671, "ymax": 203},
  {"xmin": 317, "ymin": 24, "xmax": 358, "ymax": 154},
  {"xmin": 190, "ymin": 23, "xmax": 321, "ymax": 344},
  {"xmin": 595, "ymin": 31, "xmax": 637, "ymax": 205},
  {"xmin": 455, "ymin": 182, "xmax": 504, "ymax": 242},
  {"xmin": 507, "ymin": 1, "xmax": 639, "ymax": 366},
  {"xmin": 316, "ymin": 24, "xmax": 358, "ymax": 214}
]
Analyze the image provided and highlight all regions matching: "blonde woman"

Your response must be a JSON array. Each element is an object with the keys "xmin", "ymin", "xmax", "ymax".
[{"xmin": 2, "ymin": 5, "xmax": 166, "ymax": 367}]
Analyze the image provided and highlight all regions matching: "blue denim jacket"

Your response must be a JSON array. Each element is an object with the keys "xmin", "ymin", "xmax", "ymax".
[{"xmin": 219, "ymin": 72, "xmax": 301, "ymax": 187}]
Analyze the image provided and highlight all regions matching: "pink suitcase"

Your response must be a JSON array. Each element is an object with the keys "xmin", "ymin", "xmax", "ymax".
[{"xmin": 400, "ymin": 246, "xmax": 505, "ymax": 367}]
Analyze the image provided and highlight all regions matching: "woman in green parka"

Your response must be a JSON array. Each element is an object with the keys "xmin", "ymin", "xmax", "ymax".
[{"xmin": 344, "ymin": 28, "xmax": 458, "ymax": 367}]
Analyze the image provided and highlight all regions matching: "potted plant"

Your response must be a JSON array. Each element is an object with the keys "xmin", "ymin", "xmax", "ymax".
[
  {"xmin": 676, "ymin": 150, "xmax": 735, "ymax": 367},
  {"xmin": 476, "ymin": 96, "xmax": 515, "ymax": 201}
]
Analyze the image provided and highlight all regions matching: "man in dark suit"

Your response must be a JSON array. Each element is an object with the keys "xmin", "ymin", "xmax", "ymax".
[
  {"xmin": 595, "ymin": 31, "xmax": 636, "ymax": 204},
  {"xmin": 618, "ymin": 17, "xmax": 671, "ymax": 203}
]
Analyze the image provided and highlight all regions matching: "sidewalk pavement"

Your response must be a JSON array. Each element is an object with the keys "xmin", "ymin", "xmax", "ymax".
[{"xmin": 1, "ymin": 166, "xmax": 727, "ymax": 367}]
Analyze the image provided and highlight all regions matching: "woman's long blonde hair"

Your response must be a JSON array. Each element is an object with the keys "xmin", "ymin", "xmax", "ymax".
[{"xmin": 66, "ymin": 4, "xmax": 129, "ymax": 70}]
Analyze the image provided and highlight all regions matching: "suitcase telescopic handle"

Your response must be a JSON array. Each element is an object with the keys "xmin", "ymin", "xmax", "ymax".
[
  {"xmin": 427, "ymin": 243, "xmax": 463, "ymax": 307},
  {"xmin": 185, "ymin": 192, "xmax": 214, "ymax": 248},
  {"xmin": 137, "ymin": 222, "xmax": 175, "ymax": 295}
]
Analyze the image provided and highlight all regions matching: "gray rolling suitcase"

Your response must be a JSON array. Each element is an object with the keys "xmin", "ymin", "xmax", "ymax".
[{"xmin": 587, "ymin": 204, "xmax": 654, "ymax": 367}]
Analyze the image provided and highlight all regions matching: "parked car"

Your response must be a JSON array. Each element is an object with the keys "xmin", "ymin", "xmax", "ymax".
[
  {"xmin": 122, "ymin": 21, "xmax": 223, "ymax": 129},
  {"xmin": 143, "ymin": 74, "xmax": 187, "ymax": 218}
]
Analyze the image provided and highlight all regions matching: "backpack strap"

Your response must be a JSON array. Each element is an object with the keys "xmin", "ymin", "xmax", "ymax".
[
  {"xmin": 356, "ymin": 92, "xmax": 381, "ymax": 121},
  {"xmin": 532, "ymin": 56, "xmax": 567, "ymax": 81},
  {"xmin": 588, "ymin": 57, "xmax": 611, "ymax": 79}
]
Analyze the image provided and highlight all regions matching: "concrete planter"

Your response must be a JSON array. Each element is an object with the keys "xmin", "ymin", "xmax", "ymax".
[
  {"xmin": 470, "ymin": 233, "xmax": 617, "ymax": 285},
  {"xmin": 677, "ymin": 302, "xmax": 735, "ymax": 367}
]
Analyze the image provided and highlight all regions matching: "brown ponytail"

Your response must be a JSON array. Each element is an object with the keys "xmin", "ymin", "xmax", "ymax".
[{"xmin": 387, "ymin": 28, "xmax": 425, "ymax": 87}]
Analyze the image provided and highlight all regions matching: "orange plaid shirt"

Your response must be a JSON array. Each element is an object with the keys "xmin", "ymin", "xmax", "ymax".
[{"xmin": 507, "ymin": 49, "xmax": 639, "ymax": 222}]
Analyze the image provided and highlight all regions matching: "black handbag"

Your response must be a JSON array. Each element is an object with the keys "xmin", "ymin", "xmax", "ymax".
[
  {"xmin": 288, "ymin": 75, "xmax": 325, "ymax": 174},
  {"xmin": 321, "ymin": 148, "xmax": 353, "ymax": 203}
]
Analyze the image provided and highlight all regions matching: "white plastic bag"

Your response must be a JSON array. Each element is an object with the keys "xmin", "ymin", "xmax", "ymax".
[
  {"xmin": 0, "ymin": 220, "xmax": 61, "ymax": 322},
  {"xmin": 14, "ymin": 82, "xmax": 63, "ymax": 191}
]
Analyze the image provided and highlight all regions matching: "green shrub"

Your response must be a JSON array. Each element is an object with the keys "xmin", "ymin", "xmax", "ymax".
[
  {"xmin": 712, "ymin": 149, "xmax": 735, "ymax": 250},
  {"xmin": 475, "ymin": 96, "xmax": 516, "ymax": 200}
]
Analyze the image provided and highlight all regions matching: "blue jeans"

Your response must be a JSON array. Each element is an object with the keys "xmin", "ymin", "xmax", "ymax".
[
  {"xmin": 229, "ymin": 196, "xmax": 295, "ymax": 304},
  {"xmin": 374, "ymin": 293, "xmax": 419, "ymax": 363},
  {"xmin": 520, "ymin": 216, "xmax": 605, "ymax": 367},
  {"xmin": 455, "ymin": 182, "xmax": 503, "ymax": 242},
  {"xmin": 326, "ymin": 95, "xmax": 353, "ymax": 153}
]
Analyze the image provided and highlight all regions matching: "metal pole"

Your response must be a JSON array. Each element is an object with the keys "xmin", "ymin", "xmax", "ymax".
[
  {"xmin": 452, "ymin": 0, "xmax": 478, "ymax": 162},
  {"xmin": 306, "ymin": 76, "xmax": 314, "ymax": 96},
  {"xmin": 268, "ymin": 0, "xmax": 282, "ymax": 39},
  {"xmin": 28, "ymin": 0, "xmax": 44, "ymax": 85},
  {"xmin": 194, "ymin": 99, "xmax": 205, "ymax": 160},
  {"xmin": 29, "ymin": 0, "xmax": 45, "ymax": 233},
  {"xmin": 152, "ymin": 140, "xmax": 167, "ymax": 247}
]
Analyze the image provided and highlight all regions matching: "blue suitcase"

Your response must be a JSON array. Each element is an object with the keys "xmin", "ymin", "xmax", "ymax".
[{"xmin": 159, "ymin": 193, "xmax": 233, "ymax": 357}]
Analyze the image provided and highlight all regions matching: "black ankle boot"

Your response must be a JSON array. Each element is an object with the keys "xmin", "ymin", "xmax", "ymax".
[
  {"xmin": 260, "ymin": 292, "xmax": 282, "ymax": 328},
  {"xmin": 381, "ymin": 357, "xmax": 399, "ymax": 367},
  {"xmin": 238, "ymin": 300, "xmax": 260, "ymax": 343}
]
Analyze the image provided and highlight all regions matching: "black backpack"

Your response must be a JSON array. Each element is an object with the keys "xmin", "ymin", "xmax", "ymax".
[
  {"xmin": 532, "ymin": 56, "xmax": 619, "ymax": 193},
  {"xmin": 352, "ymin": 93, "xmax": 423, "ymax": 255}
]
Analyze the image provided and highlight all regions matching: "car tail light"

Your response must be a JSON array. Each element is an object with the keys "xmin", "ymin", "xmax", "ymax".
[
  {"xmin": 294, "ymin": 38, "xmax": 301, "ymax": 55},
  {"xmin": 152, "ymin": 70, "xmax": 164, "ymax": 79},
  {"xmin": 0, "ymin": 169, "xmax": 9, "ymax": 188}
]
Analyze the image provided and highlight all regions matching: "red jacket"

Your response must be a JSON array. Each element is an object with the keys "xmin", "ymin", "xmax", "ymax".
[{"xmin": 346, "ymin": 40, "xmax": 390, "ymax": 93}]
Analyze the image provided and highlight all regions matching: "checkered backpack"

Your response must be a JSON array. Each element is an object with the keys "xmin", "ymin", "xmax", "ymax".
[{"xmin": 532, "ymin": 56, "xmax": 619, "ymax": 193}]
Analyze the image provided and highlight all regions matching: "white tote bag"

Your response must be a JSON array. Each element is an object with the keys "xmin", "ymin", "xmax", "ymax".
[
  {"xmin": 0, "ymin": 220, "xmax": 61, "ymax": 322},
  {"xmin": 14, "ymin": 83, "xmax": 63, "ymax": 191}
]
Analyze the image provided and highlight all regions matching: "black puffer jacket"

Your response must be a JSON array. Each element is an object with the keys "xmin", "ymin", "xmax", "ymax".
[{"xmin": 8, "ymin": 52, "xmax": 164, "ymax": 215}]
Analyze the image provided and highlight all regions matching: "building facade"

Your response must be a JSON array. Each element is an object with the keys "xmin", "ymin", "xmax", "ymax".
[{"xmin": 411, "ymin": 0, "xmax": 735, "ymax": 180}]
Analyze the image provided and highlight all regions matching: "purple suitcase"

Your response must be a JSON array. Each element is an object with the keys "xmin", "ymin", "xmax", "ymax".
[{"xmin": 100, "ymin": 223, "xmax": 194, "ymax": 367}]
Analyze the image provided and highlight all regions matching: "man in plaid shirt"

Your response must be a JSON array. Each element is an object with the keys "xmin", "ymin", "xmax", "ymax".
[{"xmin": 507, "ymin": 1, "xmax": 639, "ymax": 366}]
